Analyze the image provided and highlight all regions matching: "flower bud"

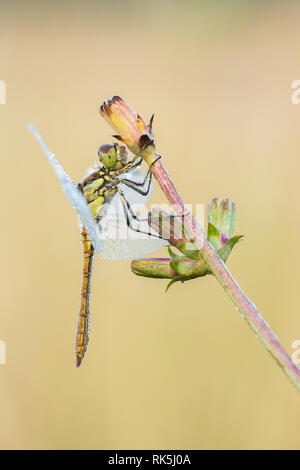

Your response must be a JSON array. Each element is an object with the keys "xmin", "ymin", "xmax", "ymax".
[
  {"xmin": 99, "ymin": 96, "xmax": 157, "ymax": 166},
  {"xmin": 207, "ymin": 198, "xmax": 243, "ymax": 262}
]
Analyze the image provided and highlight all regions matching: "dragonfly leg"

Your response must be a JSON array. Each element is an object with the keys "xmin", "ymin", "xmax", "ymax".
[
  {"xmin": 118, "ymin": 186, "xmax": 190, "ymax": 241},
  {"xmin": 118, "ymin": 167, "xmax": 152, "ymax": 196},
  {"xmin": 117, "ymin": 156, "xmax": 161, "ymax": 195},
  {"xmin": 115, "ymin": 157, "xmax": 143, "ymax": 175},
  {"xmin": 117, "ymin": 189, "xmax": 167, "ymax": 240}
]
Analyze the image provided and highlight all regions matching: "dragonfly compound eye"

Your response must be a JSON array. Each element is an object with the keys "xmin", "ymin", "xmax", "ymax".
[{"xmin": 98, "ymin": 144, "xmax": 118, "ymax": 169}]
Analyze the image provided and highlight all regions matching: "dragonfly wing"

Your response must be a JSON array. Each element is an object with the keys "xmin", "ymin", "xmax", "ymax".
[
  {"xmin": 99, "ymin": 192, "xmax": 169, "ymax": 261},
  {"xmin": 29, "ymin": 124, "xmax": 167, "ymax": 259},
  {"xmin": 29, "ymin": 123, "xmax": 103, "ymax": 253},
  {"xmin": 101, "ymin": 237, "xmax": 168, "ymax": 261}
]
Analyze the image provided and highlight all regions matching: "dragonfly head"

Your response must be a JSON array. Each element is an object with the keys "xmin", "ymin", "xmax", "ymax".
[{"xmin": 98, "ymin": 143, "xmax": 129, "ymax": 170}]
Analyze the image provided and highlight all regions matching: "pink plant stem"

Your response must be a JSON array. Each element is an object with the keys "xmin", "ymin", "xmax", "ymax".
[{"xmin": 152, "ymin": 158, "xmax": 300, "ymax": 392}]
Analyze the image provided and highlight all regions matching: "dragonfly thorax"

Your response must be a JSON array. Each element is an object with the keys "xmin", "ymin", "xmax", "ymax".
[{"xmin": 98, "ymin": 143, "xmax": 129, "ymax": 170}]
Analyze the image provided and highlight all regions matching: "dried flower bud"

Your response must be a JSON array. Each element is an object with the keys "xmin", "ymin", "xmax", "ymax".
[{"xmin": 99, "ymin": 96, "xmax": 157, "ymax": 165}]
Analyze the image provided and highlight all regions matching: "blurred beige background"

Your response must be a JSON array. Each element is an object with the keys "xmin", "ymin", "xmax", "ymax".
[{"xmin": 0, "ymin": 0, "xmax": 300, "ymax": 450}]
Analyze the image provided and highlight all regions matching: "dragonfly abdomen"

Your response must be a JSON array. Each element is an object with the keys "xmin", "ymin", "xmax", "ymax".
[
  {"xmin": 75, "ymin": 227, "xmax": 94, "ymax": 368},
  {"xmin": 75, "ymin": 168, "xmax": 119, "ymax": 367}
]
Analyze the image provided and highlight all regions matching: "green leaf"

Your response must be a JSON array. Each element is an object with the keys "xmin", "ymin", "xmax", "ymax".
[
  {"xmin": 218, "ymin": 235, "xmax": 244, "ymax": 262},
  {"xmin": 166, "ymin": 276, "xmax": 185, "ymax": 292},
  {"xmin": 207, "ymin": 223, "xmax": 221, "ymax": 251},
  {"xmin": 168, "ymin": 246, "xmax": 178, "ymax": 260},
  {"xmin": 176, "ymin": 241, "xmax": 202, "ymax": 260}
]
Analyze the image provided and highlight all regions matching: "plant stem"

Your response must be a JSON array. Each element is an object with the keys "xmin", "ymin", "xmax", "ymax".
[{"xmin": 152, "ymin": 158, "xmax": 300, "ymax": 393}]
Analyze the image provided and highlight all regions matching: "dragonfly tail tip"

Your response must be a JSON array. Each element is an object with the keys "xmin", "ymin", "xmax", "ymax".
[{"xmin": 75, "ymin": 357, "xmax": 82, "ymax": 368}]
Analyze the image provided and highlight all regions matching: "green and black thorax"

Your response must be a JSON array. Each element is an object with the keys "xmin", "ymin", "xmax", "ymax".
[
  {"xmin": 78, "ymin": 141, "xmax": 154, "ymax": 224},
  {"xmin": 78, "ymin": 166, "xmax": 119, "ymax": 219}
]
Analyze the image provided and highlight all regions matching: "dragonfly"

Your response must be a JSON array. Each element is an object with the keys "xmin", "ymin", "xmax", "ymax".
[{"xmin": 29, "ymin": 124, "xmax": 168, "ymax": 367}]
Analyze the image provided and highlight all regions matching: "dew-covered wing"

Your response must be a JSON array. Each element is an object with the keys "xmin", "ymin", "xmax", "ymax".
[
  {"xmin": 99, "ymin": 188, "xmax": 169, "ymax": 261},
  {"xmin": 28, "ymin": 123, "xmax": 103, "ymax": 253}
]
